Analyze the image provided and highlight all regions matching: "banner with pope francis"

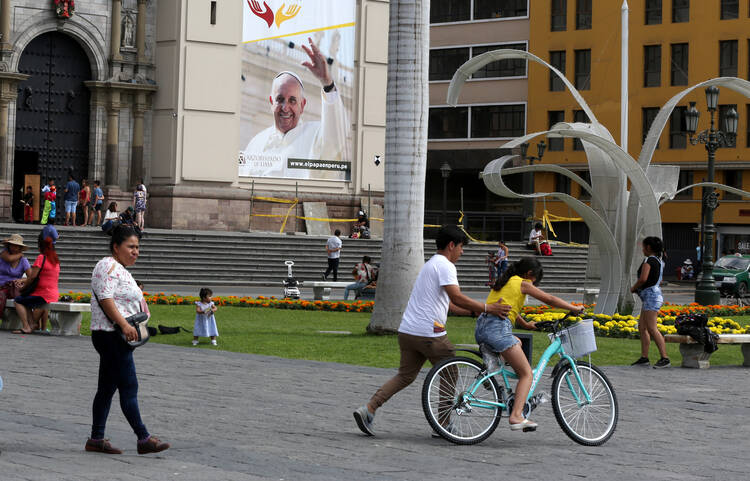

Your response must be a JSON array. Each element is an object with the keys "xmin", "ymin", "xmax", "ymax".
[{"xmin": 239, "ymin": 0, "xmax": 356, "ymax": 180}]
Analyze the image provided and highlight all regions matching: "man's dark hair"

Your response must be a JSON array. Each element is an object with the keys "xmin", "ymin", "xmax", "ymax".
[
  {"xmin": 535, "ymin": 222, "xmax": 543, "ymax": 230},
  {"xmin": 334, "ymin": 229, "xmax": 341, "ymax": 236},
  {"xmin": 362, "ymin": 255, "xmax": 371, "ymax": 263},
  {"xmin": 94, "ymin": 180, "xmax": 100, "ymax": 186},
  {"xmin": 435, "ymin": 225, "xmax": 469, "ymax": 250},
  {"xmin": 68, "ymin": 172, "xmax": 74, "ymax": 180}
]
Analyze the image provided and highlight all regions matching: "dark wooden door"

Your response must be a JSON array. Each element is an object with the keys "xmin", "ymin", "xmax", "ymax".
[{"xmin": 14, "ymin": 32, "xmax": 91, "ymax": 191}]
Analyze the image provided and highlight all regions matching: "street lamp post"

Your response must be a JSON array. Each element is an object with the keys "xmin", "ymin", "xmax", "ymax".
[
  {"xmin": 684, "ymin": 86, "xmax": 739, "ymax": 306},
  {"xmin": 440, "ymin": 161, "xmax": 452, "ymax": 225},
  {"xmin": 520, "ymin": 141, "xmax": 546, "ymax": 235}
]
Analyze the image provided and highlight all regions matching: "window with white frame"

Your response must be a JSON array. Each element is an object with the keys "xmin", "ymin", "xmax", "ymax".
[
  {"xmin": 429, "ymin": 43, "xmax": 527, "ymax": 81},
  {"xmin": 430, "ymin": 0, "xmax": 528, "ymax": 24},
  {"xmin": 428, "ymin": 104, "xmax": 526, "ymax": 139}
]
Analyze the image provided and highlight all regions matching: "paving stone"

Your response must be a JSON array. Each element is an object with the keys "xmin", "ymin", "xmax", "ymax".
[{"xmin": 1, "ymin": 331, "xmax": 749, "ymax": 480}]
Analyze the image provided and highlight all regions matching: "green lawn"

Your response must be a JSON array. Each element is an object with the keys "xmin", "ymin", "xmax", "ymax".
[{"xmin": 79, "ymin": 306, "xmax": 750, "ymax": 368}]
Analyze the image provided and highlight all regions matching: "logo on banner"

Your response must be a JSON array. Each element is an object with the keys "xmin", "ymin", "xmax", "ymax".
[{"xmin": 247, "ymin": 0, "xmax": 301, "ymax": 28}]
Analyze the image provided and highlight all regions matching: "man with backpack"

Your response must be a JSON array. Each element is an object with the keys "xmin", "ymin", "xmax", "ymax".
[{"xmin": 344, "ymin": 256, "xmax": 376, "ymax": 300}]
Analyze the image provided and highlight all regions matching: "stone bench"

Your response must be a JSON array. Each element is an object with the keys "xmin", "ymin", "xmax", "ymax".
[
  {"xmin": 575, "ymin": 288, "xmax": 600, "ymax": 305},
  {"xmin": 1, "ymin": 300, "xmax": 90, "ymax": 336},
  {"xmin": 664, "ymin": 333, "xmax": 750, "ymax": 369},
  {"xmin": 357, "ymin": 287, "xmax": 376, "ymax": 300},
  {"xmin": 309, "ymin": 281, "xmax": 353, "ymax": 301}
]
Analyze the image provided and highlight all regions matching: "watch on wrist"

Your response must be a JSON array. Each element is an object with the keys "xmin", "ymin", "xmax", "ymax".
[{"xmin": 323, "ymin": 81, "xmax": 335, "ymax": 93}]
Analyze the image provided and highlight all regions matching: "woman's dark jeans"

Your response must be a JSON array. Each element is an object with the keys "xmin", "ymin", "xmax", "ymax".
[{"xmin": 91, "ymin": 330, "xmax": 149, "ymax": 440}]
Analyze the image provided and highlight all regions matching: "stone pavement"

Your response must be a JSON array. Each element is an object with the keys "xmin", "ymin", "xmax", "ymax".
[{"xmin": 1, "ymin": 332, "xmax": 749, "ymax": 481}]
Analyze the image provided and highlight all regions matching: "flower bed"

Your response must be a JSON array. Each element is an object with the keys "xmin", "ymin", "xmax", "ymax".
[
  {"xmin": 524, "ymin": 310, "xmax": 750, "ymax": 338},
  {"xmin": 59, "ymin": 292, "xmax": 374, "ymax": 313}
]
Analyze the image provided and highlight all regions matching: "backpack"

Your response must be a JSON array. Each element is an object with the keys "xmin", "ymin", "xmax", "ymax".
[
  {"xmin": 539, "ymin": 242, "xmax": 552, "ymax": 256},
  {"xmin": 675, "ymin": 313, "xmax": 718, "ymax": 353}
]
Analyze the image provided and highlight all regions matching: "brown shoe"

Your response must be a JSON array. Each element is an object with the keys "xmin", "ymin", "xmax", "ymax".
[
  {"xmin": 85, "ymin": 438, "xmax": 122, "ymax": 454},
  {"xmin": 137, "ymin": 436, "xmax": 170, "ymax": 455}
]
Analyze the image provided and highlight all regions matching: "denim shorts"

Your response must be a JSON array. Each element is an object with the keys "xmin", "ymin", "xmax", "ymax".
[
  {"xmin": 638, "ymin": 287, "xmax": 663, "ymax": 312},
  {"xmin": 475, "ymin": 313, "xmax": 519, "ymax": 354},
  {"xmin": 65, "ymin": 200, "xmax": 78, "ymax": 213}
]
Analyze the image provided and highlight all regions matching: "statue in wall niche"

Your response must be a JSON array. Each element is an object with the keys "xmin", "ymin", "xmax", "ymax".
[
  {"xmin": 122, "ymin": 13, "xmax": 136, "ymax": 48},
  {"xmin": 54, "ymin": 0, "xmax": 75, "ymax": 19}
]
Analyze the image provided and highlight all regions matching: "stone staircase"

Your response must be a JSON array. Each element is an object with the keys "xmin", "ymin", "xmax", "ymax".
[{"xmin": 0, "ymin": 224, "xmax": 590, "ymax": 292}]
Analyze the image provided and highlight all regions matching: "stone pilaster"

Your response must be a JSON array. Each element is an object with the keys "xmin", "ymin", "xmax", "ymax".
[
  {"xmin": 136, "ymin": 0, "xmax": 148, "ymax": 64},
  {"xmin": 110, "ymin": 0, "xmax": 123, "ymax": 61},
  {"xmin": 129, "ymin": 91, "xmax": 147, "ymax": 186},
  {"xmin": 106, "ymin": 90, "xmax": 121, "ymax": 186},
  {"xmin": 0, "ymin": 0, "xmax": 11, "ymax": 52}
]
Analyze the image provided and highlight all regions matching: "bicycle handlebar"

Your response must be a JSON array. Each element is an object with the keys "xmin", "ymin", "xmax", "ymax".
[{"xmin": 534, "ymin": 310, "xmax": 584, "ymax": 333}]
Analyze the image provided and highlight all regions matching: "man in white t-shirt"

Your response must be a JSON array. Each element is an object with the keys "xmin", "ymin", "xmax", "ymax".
[
  {"xmin": 528, "ymin": 222, "xmax": 545, "ymax": 255},
  {"xmin": 353, "ymin": 226, "xmax": 511, "ymax": 436},
  {"xmin": 324, "ymin": 229, "xmax": 343, "ymax": 281}
]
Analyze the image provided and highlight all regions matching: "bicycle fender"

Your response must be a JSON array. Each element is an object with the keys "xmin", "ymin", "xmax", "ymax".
[{"xmin": 550, "ymin": 358, "xmax": 573, "ymax": 378}]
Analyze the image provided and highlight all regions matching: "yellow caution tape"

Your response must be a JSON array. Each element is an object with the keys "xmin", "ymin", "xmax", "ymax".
[
  {"xmin": 252, "ymin": 196, "xmax": 298, "ymax": 204},
  {"xmin": 279, "ymin": 200, "xmax": 298, "ymax": 233}
]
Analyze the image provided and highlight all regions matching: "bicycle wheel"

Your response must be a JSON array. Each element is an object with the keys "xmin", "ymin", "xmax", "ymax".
[
  {"xmin": 551, "ymin": 361, "xmax": 618, "ymax": 446},
  {"xmin": 422, "ymin": 357, "xmax": 502, "ymax": 445}
]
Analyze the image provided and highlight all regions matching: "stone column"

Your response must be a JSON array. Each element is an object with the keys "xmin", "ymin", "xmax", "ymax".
[
  {"xmin": 0, "ymin": 99, "xmax": 8, "ymax": 182},
  {"xmin": 105, "ymin": 91, "xmax": 121, "ymax": 186},
  {"xmin": 110, "ymin": 0, "xmax": 123, "ymax": 61},
  {"xmin": 136, "ymin": 0, "xmax": 148, "ymax": 64},
  {"xmin": 129, "ymin": 91, "xmax": 146, "ymax": 186},
  {"xmin": 0, "ymin": 0, "xmax": 11, "ymax": 51}
]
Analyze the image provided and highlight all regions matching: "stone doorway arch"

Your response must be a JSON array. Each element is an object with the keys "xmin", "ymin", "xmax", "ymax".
[{"xmin": 13, "ymin": 32, "xmax": 91, "ymax": 221}]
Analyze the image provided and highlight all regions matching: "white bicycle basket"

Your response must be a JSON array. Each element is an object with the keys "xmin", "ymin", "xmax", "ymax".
[{"xmin": 555, "ymin": 319, "xmax": 597, "ymax": 358}]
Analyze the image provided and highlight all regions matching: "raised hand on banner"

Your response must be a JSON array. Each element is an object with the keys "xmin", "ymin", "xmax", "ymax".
[
  {"xmin": 248, "ymin": 0, "xmax": 274, "ymax": 28},
  {"xmin": 275, "ymin": 3, "xmax": 301, "ymax": 27},
  {"xmin": 301, "ymin": 37, "xmax": 333, "ymax": 87}
]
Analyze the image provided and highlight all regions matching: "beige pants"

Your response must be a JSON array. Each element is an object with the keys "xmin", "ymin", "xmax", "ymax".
[{"xmin": 368, "ymin": 332, "xmax": 455, "ymax": 412}]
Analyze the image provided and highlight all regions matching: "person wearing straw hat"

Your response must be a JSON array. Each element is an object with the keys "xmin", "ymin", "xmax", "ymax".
[
  {"xmin": 0, "ymin": 234, "xmax": 34, "ymax": 317},
  {"xmin": 680, "ymin": 259, "xmax": 694, "ymax": 280}
]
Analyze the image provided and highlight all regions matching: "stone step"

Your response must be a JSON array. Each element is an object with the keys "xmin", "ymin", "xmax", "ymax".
[{"xmin": 1, "ymin": 223, "xmax": 590, "ymax": 290}]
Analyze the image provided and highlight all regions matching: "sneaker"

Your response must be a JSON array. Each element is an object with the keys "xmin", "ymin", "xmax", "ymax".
[
  {"xmin": 631, "ymin": 357, "xmax": 650, "ymax": 367},
  {"xmin": 85, "ymin": 438, "xmax": 122, "ymax": 454},
  {"xmin": 192, "ymin": 340, "xmax": 199, "ymax": 346},
  {"xmin": 653, "ymin": 358, "xmax": 671, "ymax": 369},
  {"xmin": 353, "ymin": 405, "xmax": 375, "ymax": 436},
  {"xmin": 211, "ymin": 339, "xmax": 217, "ymax": 346},
  {"xmin": 137, "ymin": 436, "xmax": 170, "ymax": 455}
]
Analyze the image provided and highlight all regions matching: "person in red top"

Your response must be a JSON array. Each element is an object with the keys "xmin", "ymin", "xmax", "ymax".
[{"xmin": 12, "ymin": 237, "xmax": 60, "ymax": 334}]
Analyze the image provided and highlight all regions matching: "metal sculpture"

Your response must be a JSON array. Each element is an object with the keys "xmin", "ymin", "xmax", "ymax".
[{"xmin": 447, "ymin": 49, "xmax": 750, "ymax": 315}]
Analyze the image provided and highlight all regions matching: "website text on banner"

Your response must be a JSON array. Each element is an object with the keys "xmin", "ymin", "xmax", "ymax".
[{"xmin": 239, "ymin": 0, "xmax": 356, "ymax": 181}]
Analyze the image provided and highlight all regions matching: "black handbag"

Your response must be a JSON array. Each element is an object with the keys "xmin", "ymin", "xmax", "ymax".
[
  {"xmin": 19, "ymin": 256, "xmax": 46, "ymax": 297},
  {"xmin": 93, "ymin": 292, "xmax": 150, "ymax": 348}
]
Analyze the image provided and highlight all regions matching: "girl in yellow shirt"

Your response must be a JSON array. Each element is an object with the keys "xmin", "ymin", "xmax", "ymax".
[{"xmin": 476, "ymin": 257, "xmax": 583, "ymax": 432}]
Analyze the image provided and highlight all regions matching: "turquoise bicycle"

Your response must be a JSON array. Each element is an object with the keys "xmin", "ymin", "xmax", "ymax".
[{"xmin": 422, "ymin": 313, "xmax": 618, "ymax": 446}]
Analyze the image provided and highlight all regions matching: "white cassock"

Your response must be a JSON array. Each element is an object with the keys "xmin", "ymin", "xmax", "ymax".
[{"xmin": 243, "ymin": 89, "xmax": 348, "ymax": 179}]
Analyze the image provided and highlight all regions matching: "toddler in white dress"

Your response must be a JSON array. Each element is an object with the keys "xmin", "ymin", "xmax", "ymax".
[{"xmin": 193, "ymin": 287, "xmax": 219, "ymax": 346}]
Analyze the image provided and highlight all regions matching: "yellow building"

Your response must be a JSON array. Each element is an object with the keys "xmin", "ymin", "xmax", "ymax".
[{"xmin": 529, "ymin": 0, "xmax": 750, "ymax": 261}]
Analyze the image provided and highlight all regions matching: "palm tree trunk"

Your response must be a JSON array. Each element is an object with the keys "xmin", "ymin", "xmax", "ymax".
[{"xmin": 367, "ymin": 0, "xmax": 429, "ymax": 334}]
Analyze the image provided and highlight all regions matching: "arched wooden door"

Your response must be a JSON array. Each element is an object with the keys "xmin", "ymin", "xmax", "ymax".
[{"xmin": 13, "ymin": 32, "xmax": 91, "ymax": 220}]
